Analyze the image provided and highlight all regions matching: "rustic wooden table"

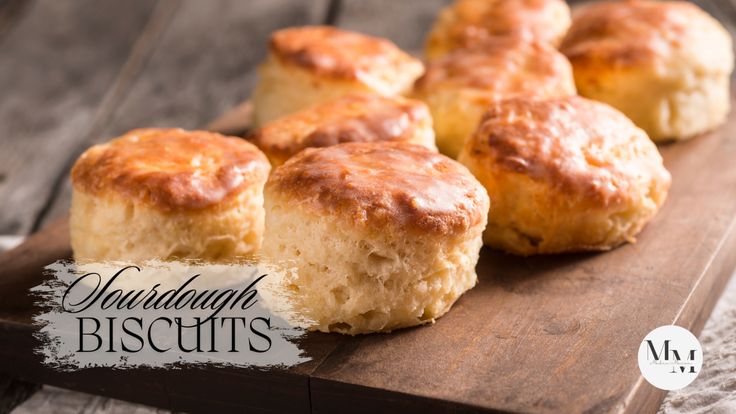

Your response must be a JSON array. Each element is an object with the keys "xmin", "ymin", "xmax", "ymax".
[{"xmin": 1, "ymin": 0, "xmax": 736, "ymax": 413}]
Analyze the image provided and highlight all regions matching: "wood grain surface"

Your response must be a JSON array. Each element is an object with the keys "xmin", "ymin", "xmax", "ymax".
[
  {"xmin": 0, "ymin": 0, "xmax": 160, "ymax": 236},
  {"xmin": 11, "ymin": 386, "xmax": 157, "ymax": 414},
  {"xmin": 0, "ymin": 376, "xmax": 38, "ymax": 414},
  {"xmin": 1, "ymin": 0, "xmax": 736, "ymax": 413},
  {"xmin": 334, "ymin": 0, "xmax": 450, "ymax": 51}
]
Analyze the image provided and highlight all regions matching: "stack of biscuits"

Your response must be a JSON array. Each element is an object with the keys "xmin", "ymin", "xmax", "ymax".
[{"xmin": 70, "ymin": 1, "xmax": 732, "ymax": 335}]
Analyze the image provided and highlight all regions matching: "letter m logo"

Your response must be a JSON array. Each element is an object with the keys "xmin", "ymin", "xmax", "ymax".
[{"xmin": 646, "ymin": 339, "xmax": 672, "ymax": 361}]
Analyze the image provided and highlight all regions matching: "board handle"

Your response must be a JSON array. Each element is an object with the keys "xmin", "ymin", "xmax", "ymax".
[{"xmin": 0, "ymin": 218, "xmax": 70, "ymax": 310}]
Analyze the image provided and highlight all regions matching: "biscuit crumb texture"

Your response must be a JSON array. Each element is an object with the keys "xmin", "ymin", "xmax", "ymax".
[
  {"xmin": 71, "ymin": 186, "xmax": 264, "ymax": 262},
  {"xmin": 262, "ymin": 196, "xmax": 483, "ymax": 335}
]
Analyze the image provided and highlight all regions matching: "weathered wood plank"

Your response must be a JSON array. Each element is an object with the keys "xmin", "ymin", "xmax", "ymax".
[
  {"xmin": 0, "ymin": 0, "xmax": 31, "ymax": 41},
  {"xmin": 0, "ymin": 0, "xmax": 164, "ymax": 236},
  {"xmin": 333, "ymin": 0, "xmax": 450, "ymax": 52},
  {"xmin": 0, "ymin": 375, "xmax": 39, "ymax": 414},
  {"xmin": 39, "ymin": 0, "xmax": 331, "ymax": 228},
  {"xmin": 11, "ymin": 386, "xmax": 163, "ymax": 414}
]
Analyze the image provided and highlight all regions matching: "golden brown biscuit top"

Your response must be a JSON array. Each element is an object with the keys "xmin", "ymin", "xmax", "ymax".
[
  {"xmin": 466, "ymin": 96, "xmax": 671, "ymax": 207},
  {"xmin": 269, "ymin": 26, "xmax": 422, "ymax": 84},
  {"xmin": 250, "ymin": 93, "xmax": 432, "ymax": 166},
  {"xmin": 561, "ymin": 0, "xmax": 732, "ymax": 71},
  {"xmin": 72, "ymin": 128, "xmax": 270, "ymax": 212},
  {"xmin": 267, "ymin": 142, "xmax": 489, "ymax": 236},
  {"xmin": 415, "ymin": 37, "xmax": 575, "ymax": 99},
  {"xmin": 426, "ymin": 0, "xmax": 570, "ymax": 55}
]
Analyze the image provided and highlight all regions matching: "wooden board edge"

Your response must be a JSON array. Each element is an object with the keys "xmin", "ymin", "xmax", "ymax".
[
  {"xmin": 0, "ymin": 217, "xmax": 70, "ymax": 311},
  {"xmin": 0, "ymin": 321, "xmax": 313, "ymax": 414},
  {"xmin": 618, "ymin": 214, "xmax": 736, "ymax": 414},
  {"xmin": 206, "ymin": 100, "xmax": 253, "ymax": 137},
  {"xmin": 309, "ymin": 376, "xmax": 507, "ymax": 414}
]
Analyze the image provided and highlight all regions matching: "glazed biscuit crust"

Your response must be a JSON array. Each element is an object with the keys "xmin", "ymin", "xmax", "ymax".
[
  {"xmin": 561, "ymin": 0, "xmax": 731, "ymax": 72},
  {"xmin": 267, "ymin": 142, "xmax": 489, "ymax": 236},
  {"xmin": 425, "ymin": 0, "xmax": 571, "ymax": 58},
  {"xmin": 470, "ymin": 97, "xmax": 669, "ymax": 206},
  {"xmin": 459, "ymin": 96, "xmax": 671, "ymax": 255},
  {"xmin": 250, "ymin": 93, "xmax": 436, "ymax": 166},
  {"xmin": 71, "ymin": 128, "xmax": 270, "ymax": 212},
  {"xmin": 270, "ymin": 26, "xmax": 422, "ymax": 87},
  {"xmin": 253, "ymin": 26, "xmax": 424, "ymax": 126},
  {"xmin": 416, "ymin": 37, "xmax": 575, "ymax": 99}
]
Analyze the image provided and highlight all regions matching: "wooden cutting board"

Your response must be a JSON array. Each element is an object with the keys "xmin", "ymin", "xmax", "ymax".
[{"xmin": 1, "ymin": 95, "xmax": 735, "ymax": 414}]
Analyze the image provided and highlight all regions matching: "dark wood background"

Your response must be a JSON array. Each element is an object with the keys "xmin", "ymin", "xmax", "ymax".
[{"xmin": 1, "ymin": 0, "xmax": 736, "ymax": 412}]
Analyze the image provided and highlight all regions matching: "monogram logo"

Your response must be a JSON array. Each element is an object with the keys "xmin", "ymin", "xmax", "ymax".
[{"xmin": 638, "ymin": 325, "xmax": 702, "ymax": 390}]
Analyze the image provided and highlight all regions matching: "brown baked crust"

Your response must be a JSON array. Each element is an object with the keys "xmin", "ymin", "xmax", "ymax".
[
  {"xmin": 561, "ymin": 0, "xmax": 728, "ymax": 70},
  {"xmin": 426, "ymin": 0, "xmax": 570, "ymax": 56},
  {"xmin": 269, "ymin": 26, "xmax": 421, "ymax": 83},
  {"xmin": 267, "ymin": 142, "xmax": 489, "ymax": 236},
  {"xmin": 71, "ymin": 128, "xmax": 270, "ymax": 212},
  {"xmin": 415, "ymin": 36, "xmax": 575, "ymax": 99},
  {"xmin": 466, "ymin": 96, "xmax": 671, "ymax": 207},
  {"xmin": 250, "ymin": 93, "xmax": 432, "ymax": 165}
]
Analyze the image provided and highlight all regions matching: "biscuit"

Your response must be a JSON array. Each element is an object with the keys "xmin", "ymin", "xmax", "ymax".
[
  {"xmin": 250, "ymin": 93, "xmax": 436, "ymax": 166},
  {"xmin": 252, "ymin": 26, "xmax": 424, "ymax": 126},
  {"xmin": 561, "ymin": 0, "xmax": 733, "ymax": 141},
  {"xmin": 70, "ymin": 128, "xmax": 271, "ymax": 262},
  {"xmin": 425, "ymin": 0, "xmax": 571, "ymax": 59},
  {"xmin": 413, "ymin": 36, "xmax": 576, "ymax": 158},
  {"xmin": 458, "ymin": 96, "xmax": 671, "ymax": 255},
  {"xmin": 262, "ymin": 142, "xmax": 489, "ymax": 334}
]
